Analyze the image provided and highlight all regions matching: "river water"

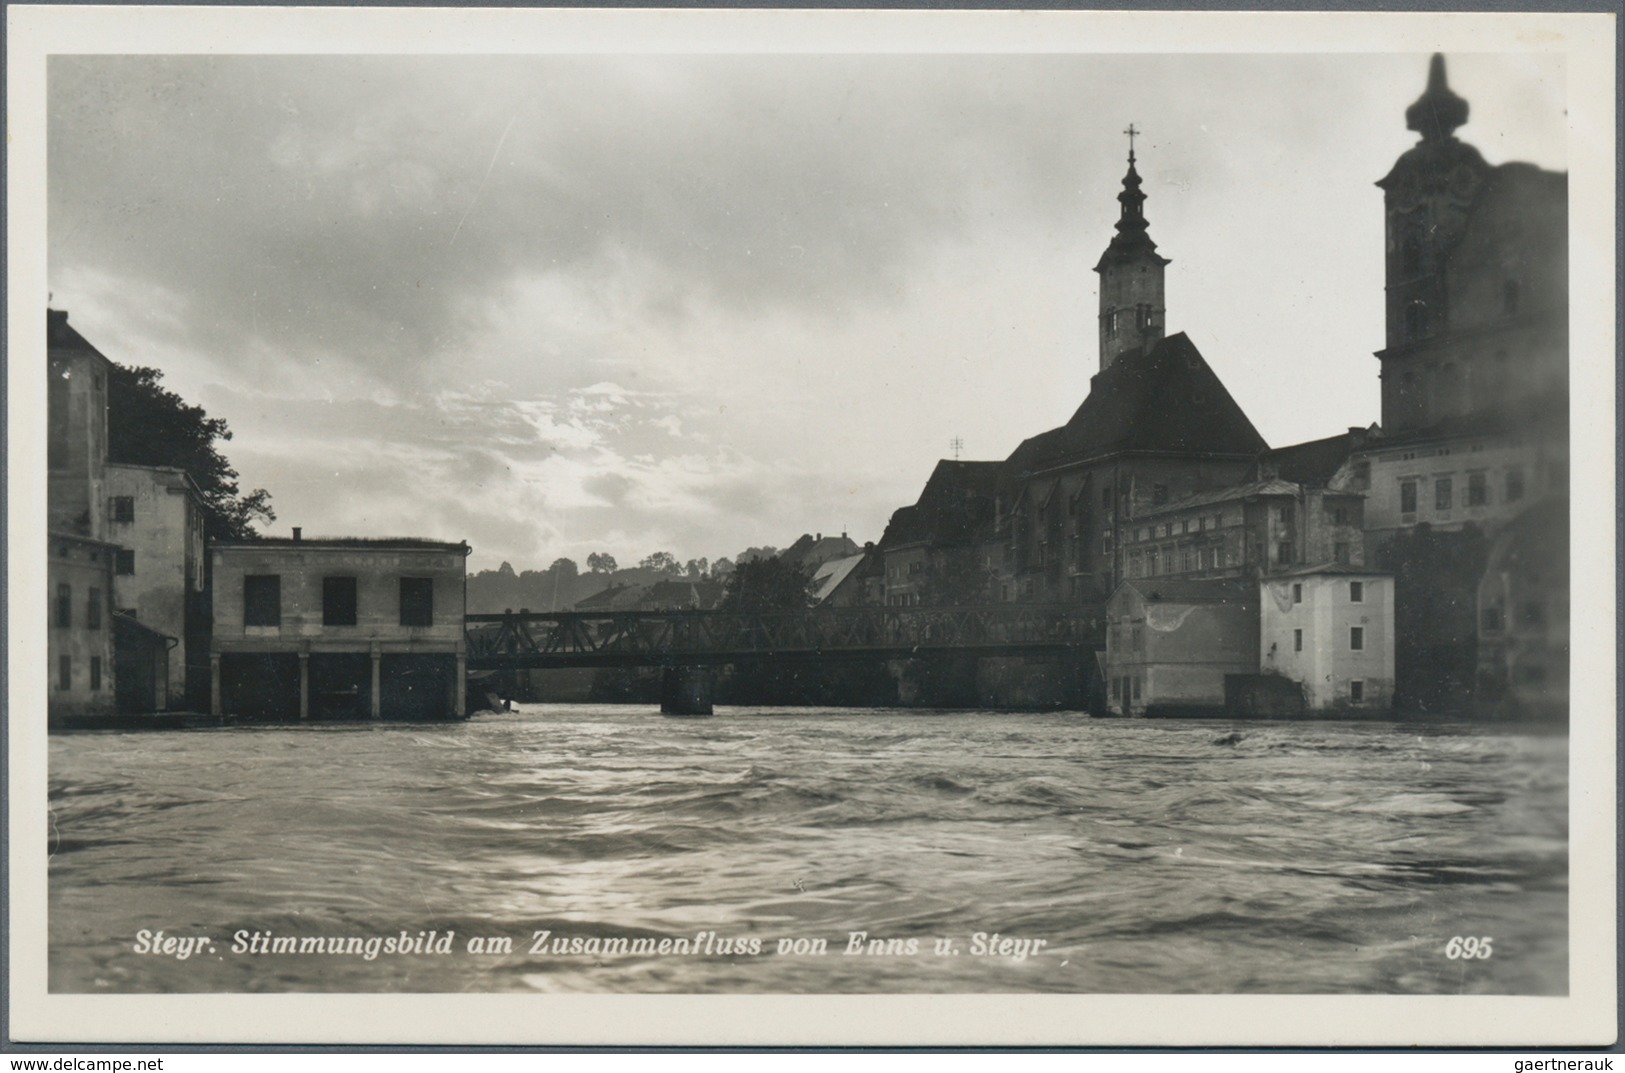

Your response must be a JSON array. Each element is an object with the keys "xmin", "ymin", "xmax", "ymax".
[{"xmin": 48, "ymin": 706, "xmax": 1567, "ymax": 994}]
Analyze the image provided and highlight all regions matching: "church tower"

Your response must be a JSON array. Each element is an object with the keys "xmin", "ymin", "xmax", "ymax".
[
  {"xmin": 1374, "ymin": 54, "xmax": 1490, "ymax": 431},
  {"xmin": 1094, "ymin": 126, "xmax": 1169, "ymax": 371}
]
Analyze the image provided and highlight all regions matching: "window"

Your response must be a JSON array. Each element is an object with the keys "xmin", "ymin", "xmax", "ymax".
[
  {"xmin": 1333, "ymin": 507, "xmax": 1348, "ymax": 525},
  {"xmin": 58, "ymin": 655, "xmax": 71, "ymax": 691},
  {"xmin": 1111, "ymin": 676, "xmax": 1122, "ymax": 700},
  {"xmin": 1350, "ymin": 680, "xmax": 1365, "ymax": 704},
  {"xmin": 400, "ymin": 578, "xmax": 434, "ymax": 626},
  {"xmin": 111, "ymin": 496, "xmax": 135, "ymax": 523},
  {"xmin": 1182, "ymin": 549, "xmax": 1195, "ymax": 573},
  {"xmin": 90, "ymin": 657, "xmax": 102, "ymax": 692},
  {"xmin": 244, "ymin": 575, "xmax": 281, "ymax": 627},
  {"xmin": 1352, "ymin": 461, "xmax": 1370, "ymax": 487},
  {"xmin": 1350, "ymin": 581, "xmax": 1364, "ymax": 603},
  {"xmin": 1400, "ymin": 480, "xmax": 1417, "ymax": 516},
  {"xmin": 1147, "ymin": 549, "xmax": 1158, "ymax": 576},
  {"xmin": 1350, "ymin": 626, "xmax": 1365, "ymax": 651},
  {"xmin": 87, "ymin": 587, "xmax": 102, "ymax": 629},
  {"xmin": 115, "ymin": 549, "xmax": 136, "ymax": 575},
  {"xmin": 1152, "ymin": 484, "xmax": 1168, "ymax": 506},
  {"xmin": 1435, "ymin": 478, "xmax": 1453, "ymax": 511},
  {"xmin": 1101, "ymin": 487, "xmax": 1112, "ymax": 509},
  {"xmin": 1277, "ymin": 542, "xmax": 1294, "ymax": 565},
  {"xmin": 1467, "ymin": 472, "xmax": 1488, "ymax": 507},
  {"xmin": 323, "ymin": 576, "xmax": 358, "ymax": 627},
  {"xmin": 1506, "ymin": 468, "xmax": 1525, "ymax": 502},
  {"xmin": 1482, "ymin": 607, "xmax": 1504, "ymax": 633},
  {"xmin": 55, "ymin": 583, "xmax": 71, "ymax": 628},
  {"xmin": 1334, "ymin": 542, "xmax": 1351, "ymax": 565},
  {"xmin": 1292, "ymin": 583, "xmax": 1302, "ymax": 604},
  {"xmin": 1132, "ymin": 677, "xmax": 1142, "ymax": 700},
  {"xmin": 1293, "ymin": 628, "xmax": 1303, "ymax": 653}
]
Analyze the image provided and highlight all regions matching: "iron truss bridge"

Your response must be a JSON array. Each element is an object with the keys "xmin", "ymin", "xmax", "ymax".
[{"xmin": 465, "ymin": 604, "xmax": 1101, "ymax": 670}]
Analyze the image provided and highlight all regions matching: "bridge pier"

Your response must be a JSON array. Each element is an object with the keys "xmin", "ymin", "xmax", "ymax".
[{"xmin": 660, "ymin": 666, "xmax": 713, "ymax": 717}]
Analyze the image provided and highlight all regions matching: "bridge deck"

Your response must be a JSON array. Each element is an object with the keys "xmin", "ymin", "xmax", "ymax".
[{"xmin": 465, "ymin": 604, "xmax": 1100, "ymax": 670}]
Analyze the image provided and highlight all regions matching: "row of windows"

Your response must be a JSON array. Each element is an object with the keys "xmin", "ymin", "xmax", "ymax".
[
  {"xmin": 1398, "ymin": 468, "xmax": 1525, "ymax": 515},
  {"xmin": 243, "ymin": 575, "xmax": 436, "ymax": 628},
  {"xmin": 56, "ymin": 654, "xmax": 103, "ymax": 692},
  {"xmin": 1287, "ymin": 627, "xmax": 1368, "ymax": 653},
  {"xmin": 1132, "ymin": 514, "xmax": 1229, "ymax": 543},
  {"xmin": 1288, "ymin": 581, "xmax": 1366, "ymax": 605},
  {"xmin": 54, "ymin": 584, "xmax": 104, "ymax": 630}
]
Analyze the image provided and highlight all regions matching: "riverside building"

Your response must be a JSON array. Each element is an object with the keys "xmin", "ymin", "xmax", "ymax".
[{"xmin": 210, "ymin": 533, "xmax": 471, "ymax": 721}]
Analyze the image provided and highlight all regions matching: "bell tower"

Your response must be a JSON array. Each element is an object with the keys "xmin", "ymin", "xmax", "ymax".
[{"xmin": 1094, "ymin": 124, "xmax": 1169, "ymax": 371}]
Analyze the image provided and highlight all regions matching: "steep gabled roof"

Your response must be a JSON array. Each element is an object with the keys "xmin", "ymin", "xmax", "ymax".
[
  {"xmin": 877, "ymin": 460, "xmax": 1000, "ymax": 550},
  {"xmin": 1003, "ymin": 333, "xmax": 1267, "ymax": 478},
  {"xmin": 1259, "ymin": 431, "xmax": 1365, "ymax": 487}
]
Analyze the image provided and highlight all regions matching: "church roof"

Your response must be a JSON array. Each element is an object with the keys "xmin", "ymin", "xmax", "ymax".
[
  {"xmin": 877, "ymin": 459, "xmax": 1001, "ymax": 550},
  {"xmin": 1003, "ymin": 332, "xmax": 1268, "ymax": 477}
]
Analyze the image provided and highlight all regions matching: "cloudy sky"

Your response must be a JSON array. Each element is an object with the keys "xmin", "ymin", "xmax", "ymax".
[{"xmin": 47, "ymin": 47, "xmax": 1566, "ymax": 571}]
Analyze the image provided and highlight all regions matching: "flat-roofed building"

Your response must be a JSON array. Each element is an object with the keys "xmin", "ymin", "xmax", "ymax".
[{"xmin": 210, "ymin": 534, "xmax": 470, "ymax": 721}]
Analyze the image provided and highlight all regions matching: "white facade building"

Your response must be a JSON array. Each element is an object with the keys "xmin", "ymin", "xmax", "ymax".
[{"xmin": 1260, "ymin": 566, "xmax": 1395, "ymax": 711}]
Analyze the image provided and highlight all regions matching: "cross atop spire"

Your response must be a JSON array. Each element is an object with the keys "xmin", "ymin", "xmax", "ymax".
[{"xmin": 1124, "ymin": 123, "xmax": 1140, "ymax": 164}]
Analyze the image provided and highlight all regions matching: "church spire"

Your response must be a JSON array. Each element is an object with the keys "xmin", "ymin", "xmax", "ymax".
[
  {"xmin": 1405, "ymin": 53, "xmax": 1469, "ymax": 142},
  {"xmin": 1110, "ymin": 125, "xmax": 1153, "ymax": 249},
  {"xmin": 1094, "ymin": 124, "xmax": 1169, "ymax": 372}
]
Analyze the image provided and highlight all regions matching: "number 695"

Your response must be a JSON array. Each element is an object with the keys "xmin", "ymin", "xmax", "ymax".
[{"xmin": 1445, "ymin": 936, "xmax": 1493, "ymax": 959}]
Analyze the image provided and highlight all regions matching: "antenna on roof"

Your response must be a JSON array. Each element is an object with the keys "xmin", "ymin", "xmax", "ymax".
[{"xmin": 949, "ymin": 436, "xmax": 964, "ymax": 461}]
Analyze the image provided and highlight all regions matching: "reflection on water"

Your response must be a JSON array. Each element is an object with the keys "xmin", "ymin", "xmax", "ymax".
[{"xmin": 48, "ymin": 707, "xmax": 1566, "ymax": 993}]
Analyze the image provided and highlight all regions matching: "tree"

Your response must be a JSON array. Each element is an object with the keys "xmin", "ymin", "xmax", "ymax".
[
  {"xmin": 719, "ymin": 556, "xmax": 815, "ymax": 612},
  {"xmin": 107, "ymin": 363, "xmax": 274, "ymax": 540},
  {"xmin": 587, "ymin": 552, "xmax": 619, "ymax": 574},
  {"xmin": 711, "ymin": 557, "xmax": 736, "ymax": 577},
  {"xmin": 684, "ymin": 557, "xmax": 710, "ymax": 579},
  {"xmin": 549, "ymin": 558, "xmax": 579, "ymax": 581},
  {"xmin": 735, "ymin": 545, "xmax": 779, "ymax": 564},
  {"xmin": 640, "ymin": 551, "xmax": 680, "ymax": 575}
]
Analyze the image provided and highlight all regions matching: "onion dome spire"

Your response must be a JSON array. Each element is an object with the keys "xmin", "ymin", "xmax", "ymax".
[
  {"xmin": 1405, "ymin": 53, "xmax": 1469, "ymax": 142},
  {"xmin": 1114, "ymin": 123, "xmax": 1150, "ymax": 240}
]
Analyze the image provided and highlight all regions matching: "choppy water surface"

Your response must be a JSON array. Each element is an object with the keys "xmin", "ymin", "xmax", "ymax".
[{"xmin": 49, "ymin": 706, "xmax": 1566, "ymax": 993}]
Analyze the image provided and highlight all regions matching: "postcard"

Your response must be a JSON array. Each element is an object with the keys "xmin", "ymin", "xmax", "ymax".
[{"xmin": 7, "ymin": 5, "xmax": 1616, "ymax": 1049}]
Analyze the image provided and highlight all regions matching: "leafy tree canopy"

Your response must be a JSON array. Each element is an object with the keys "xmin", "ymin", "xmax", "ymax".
[
  {"xmin": 549, "ymin": 557, "xmax": 579, "ymax": 580},
  {"xmin": 640, "ymin": 551, "xmax": 681, "ymax": 574},
  {"xmin": 107, "ymin": 363, "xmax": 274, "ymax": 540},
  {"xmin": 587, "ymin": 552, "xmax": 619, "ymax": 574},
  {"xmin": 719, "ymin": 556, "xmax": 815, "ymax": 612}
]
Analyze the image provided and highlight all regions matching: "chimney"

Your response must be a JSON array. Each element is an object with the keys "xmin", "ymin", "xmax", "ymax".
[{"xmin": 292, "ymin": 527, "xmax": 302, "ymax": 542}]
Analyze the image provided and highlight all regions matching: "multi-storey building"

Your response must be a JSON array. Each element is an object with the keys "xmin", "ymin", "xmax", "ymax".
[
  {"xmin": 210, "ymin": 533, "xmax": 470, "ymax": 721},
  {"xmin": 1260, "ymin": 567, "xmax": 1396, "ymax": 711},
  {"xmin": 105, "ymin": 463, "xmax": 210, "ymax": 708}
]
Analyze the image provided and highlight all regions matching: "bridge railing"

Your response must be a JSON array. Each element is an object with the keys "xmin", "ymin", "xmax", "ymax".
[{"xmin": 465, "ymin": 603, "xmax": 1100, "ymax": 667}]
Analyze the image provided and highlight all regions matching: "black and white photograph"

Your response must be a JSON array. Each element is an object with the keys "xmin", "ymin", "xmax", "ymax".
[{"xmin": 8, "ymin": 6, "xmax": 1616, "ymax": 1049}]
